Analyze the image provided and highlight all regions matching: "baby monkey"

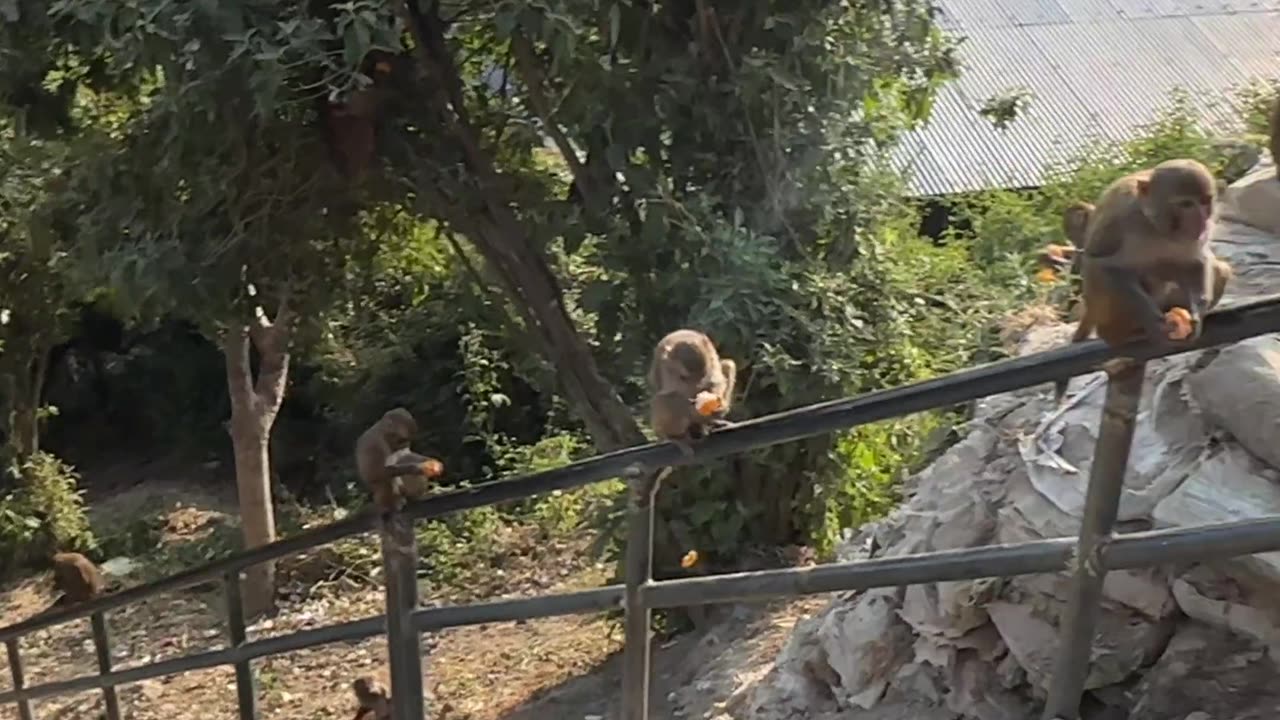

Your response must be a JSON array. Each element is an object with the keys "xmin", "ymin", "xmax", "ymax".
[
  {"xmin": 355, "ymin": 408, "xmax": 445, "ymax": 514},
  {"xmin": 351, "ymin": 675, "xmax": 391, "ymax": 720},
  {"xmin": 648, "ymin": 329, "xmax": 737, "ymax": 455},
  {"xmin": 1053, "ymin": 159, "xmax": 1233, "ymax": 403},
  {"xmin": 51, "ymin": 552, "xmax": 105, "ymax": 604}
]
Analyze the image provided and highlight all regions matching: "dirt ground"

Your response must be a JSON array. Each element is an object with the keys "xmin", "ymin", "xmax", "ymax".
[{"xmin": 0, "ymin": 468, "xmax": 818, "ymax": 720}]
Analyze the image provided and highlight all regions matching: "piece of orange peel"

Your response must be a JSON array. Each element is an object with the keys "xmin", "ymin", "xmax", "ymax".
[
  {"xmin": 1164, "ymin": 307, "xmax": 1193, "ymax": 341},
  {"xmin": 1034, "ymin": 267, "xmax": 1058, "ymax": 284},
  {"xmin": 694, "ymin": 391, "xmax": 722, "ymax": 416},
  {"xmin": 680, "ymin": 550, "xmax": 699, "ymax": 569}
]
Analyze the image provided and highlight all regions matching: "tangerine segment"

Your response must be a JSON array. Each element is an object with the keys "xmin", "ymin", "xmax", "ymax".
[
  {"xmin": 1164, "ymin": 307, "xmax": 1193, "ymax": 341},
  {"xmin": 420, "ymin": 458, "xmax": 445, "ymax": 478},
  {"xmin": 680, "ymin": 550, "xmax": 699, "ymax": 569},
  {"xmin": 695, "ymin": 392, "xmax": 723, "ymax": 416}
]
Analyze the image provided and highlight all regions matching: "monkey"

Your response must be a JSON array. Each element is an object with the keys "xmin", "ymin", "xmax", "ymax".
[
  {"xmin": 648, "ymin": 329, "xmax": 737, "ymax": 456},
  {"xmin": 351, "ymin": 675, "xmax": 391, "ymax": 720},
  {"xmin": 1052, "ymin": 159, "xmax": 1232, "ymax": 404},
  {"xmin": 51, "ymin": 552, "xmax": 104, "ymax": 604},
  {"xmin": 355, "ymin": 408, "xmax": 445, "ymax": 514}
]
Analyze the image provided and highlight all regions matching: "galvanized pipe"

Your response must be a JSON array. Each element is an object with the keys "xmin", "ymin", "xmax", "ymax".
[
  {"xmin": 89, "ymin": 613, "xmax": 121, "ymax": 720},
  {"xmin": 1042, "ymin": 365, "xmax": 1143, "ymax": 719},
  {"xmin": 5, "ymin": 516, "xmax": 1280, "ymax": 707},
  {"xmin": 4, "ymin": 295, "xmax": 1279, "ymax": 645},
  {"xmin": 224, "ymin": 571, "xmax": 258, "ymax": 719},
  {"xmin": 5, "ymin": 638, "xmax": 33, "ymax": 720},
  {"xmin": 381, "ymin": 514, "xmax": 425, "ymax": 720},
  {"xmin": 621, "ymin": 471, "xmax": 660, "ymax": 720}
]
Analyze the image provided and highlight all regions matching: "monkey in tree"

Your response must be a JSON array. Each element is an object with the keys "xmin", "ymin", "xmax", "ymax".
[
  {"xmin": 355, "ymin": 408, "xmax": 445, "ymax": 514},
  {"xmin": 1052, "ymin": 159, "xmax": 1233, "ymax": 404},
  {"xmin": 51, "ymin": 552, "xmax": 105, "ymax": 604},
  {"xmin": 648, "ymin": 329, "xmax": 737, "ymax": 456},
  {"xmin": 351, "ymin": 675, "xmax": 391, "ymax": 720}
]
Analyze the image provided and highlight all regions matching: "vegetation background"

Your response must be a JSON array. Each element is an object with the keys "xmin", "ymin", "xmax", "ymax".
[{"xmin": 0, "ymin": 0, "xmax": 1274, "ymax": 665}]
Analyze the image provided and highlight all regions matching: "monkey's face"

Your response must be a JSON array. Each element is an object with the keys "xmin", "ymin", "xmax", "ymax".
[{"xmin": 1144, "ymin": 165, "xmax": 1216, "ymax": 241}]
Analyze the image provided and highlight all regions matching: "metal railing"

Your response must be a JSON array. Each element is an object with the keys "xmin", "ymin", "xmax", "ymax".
[{"xmin": 4, "ymin": 294, "xmax": 1280, "ymax": 720}]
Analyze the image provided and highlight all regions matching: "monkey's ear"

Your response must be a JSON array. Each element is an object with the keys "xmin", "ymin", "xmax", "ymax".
[{"xmin": 1136, "ymin": 178, "xmax": 1150, "ymax": 196}]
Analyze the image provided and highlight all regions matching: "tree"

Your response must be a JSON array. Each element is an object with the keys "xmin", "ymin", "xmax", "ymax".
[
  {"xmin": 1, "ymin": 0, "xmax": 956, "ymax": 581},
  {"xmin": 0, "ymin": 0, "xmax": 399, "ymax": 614}
]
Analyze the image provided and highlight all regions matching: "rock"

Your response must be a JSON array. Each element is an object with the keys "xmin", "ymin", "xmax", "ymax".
[
  {"xmin": 1218, "ymin": 161, "xmax": 1280, "ymax": 238},
  {"xmin": 1185, "ymin": 336, "xmax": 1280, "ymax": 472},
  {"xmin": 1128, "ymin": 625, "xmax": 1280, "ymax": 720},
  {"xmin": 733, "ymin": 160, "xmax": 1280, "ymax": 720}
]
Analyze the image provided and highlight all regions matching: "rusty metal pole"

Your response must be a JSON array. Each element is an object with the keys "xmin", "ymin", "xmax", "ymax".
[
  {"xmin": 381, "ymin": 510, "xmax": 425, "ymax": 720},
  {"xmin": 621, "ymin": 468, "xmax": 660, "ymax": 720},
  {"xmin": 1042, "ymin": 365, "xmax": 1144, "ymax": 720}
]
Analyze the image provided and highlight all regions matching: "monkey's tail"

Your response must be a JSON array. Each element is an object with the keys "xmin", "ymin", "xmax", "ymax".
[{"xmin": 1053, "ymin": 310, "xmax": 1095, "ymax": 404}]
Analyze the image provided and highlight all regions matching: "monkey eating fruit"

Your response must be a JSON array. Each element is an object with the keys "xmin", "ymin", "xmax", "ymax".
[
  {"xmin": 355, "ymin": 408, "xmax": 446, "ymax": 514},
  {"xmin": 1052, "ymin": 159, "xmax": 1232, "ymax": 404},
  {"xmin": 352, "ymin": 675, "xmax": 391, "ymax": 720},
  {"xmin": 51, "ymin": 552, "xmax": 105, "ymax": 604},
  {"xmin": 648, "ymin": 329, "xmax": 737, "ymax": 456}
]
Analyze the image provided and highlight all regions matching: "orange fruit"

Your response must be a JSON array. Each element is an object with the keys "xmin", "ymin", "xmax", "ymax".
[
  {"xmin": 1164, "ymin": 307, "xmax": 1193, "ymax": 341},
  {"xmin": 420, "ymin": 458, "xmax": 445, "ymax": 478},
  {"xmin": 680, "ymin": 550, "xmax": 699, "ymax": 569},
  {"xmin": 695, "ymin": 392, "xmax": 722, "ymax": 416}
]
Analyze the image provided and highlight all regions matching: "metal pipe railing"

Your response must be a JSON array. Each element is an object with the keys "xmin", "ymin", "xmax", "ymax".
[
  {"xmin": 4, "ymin": 294, "xmax": 1280, "ymax": 719},
  {"xmin": 5, "ymin": 515, "xmax": 1280, "ymax": 707}
]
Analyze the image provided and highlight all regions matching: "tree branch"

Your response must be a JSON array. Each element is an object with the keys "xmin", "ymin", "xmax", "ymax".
[{"xmin": 509, "ymin": 33, "xmax": 600, "ymax": 210}]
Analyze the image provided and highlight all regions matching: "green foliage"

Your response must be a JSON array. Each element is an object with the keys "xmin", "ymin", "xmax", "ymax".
[{"xmin": 0, "ymin": 451, "xmax": 94, "ymax": 574}]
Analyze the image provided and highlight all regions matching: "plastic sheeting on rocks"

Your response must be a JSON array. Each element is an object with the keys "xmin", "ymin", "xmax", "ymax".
[{"xmin": 737, "ymin": 159, "xmax": 1280, "ymax": 720}]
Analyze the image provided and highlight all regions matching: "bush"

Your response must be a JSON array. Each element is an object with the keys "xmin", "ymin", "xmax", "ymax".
[{"xmin": 0, "ymin": 452, "xmax": 95, "ymax": 575}]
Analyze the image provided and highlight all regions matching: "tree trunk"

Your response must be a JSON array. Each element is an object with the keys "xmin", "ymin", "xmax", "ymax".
[{"xmin": 223, "ymin": 299, "xmax": 292, "ymax": 617}]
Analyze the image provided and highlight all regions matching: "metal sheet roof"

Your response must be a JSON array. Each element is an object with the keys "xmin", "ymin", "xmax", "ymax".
[{"xmin": 893, "ymin": 1, "xmax": 1280, "ymax": 196}]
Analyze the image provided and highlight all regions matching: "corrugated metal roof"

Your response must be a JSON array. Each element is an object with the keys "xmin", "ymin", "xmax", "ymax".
[{"xmin": 893, "ymin": 1, "xmax": 1280, "ymax": 196}]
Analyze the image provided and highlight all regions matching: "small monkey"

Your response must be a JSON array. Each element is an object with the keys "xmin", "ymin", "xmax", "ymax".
[
  {"xmin": 351, "ymin": 675, "xmax": 391, "ymax": 720},
  {"xmin": 1052, "ymin": 159, "xmax": 1233, "ymax": 403},
  {"xmin": 355, "ymin": 408, "xmax": 445, "ymax": 514},
  {"xmin": 51, "ymin": 552, "xmax": 104, "ymax": 604},
  {"xmin": 648, "ymin": 329, "xmax": 737, "ymax": 456}
]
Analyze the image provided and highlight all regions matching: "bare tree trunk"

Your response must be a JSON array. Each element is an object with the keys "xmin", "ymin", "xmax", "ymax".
[{"xmin": 223, "ymin": 299, "xmax": 292, "ymax": 617}]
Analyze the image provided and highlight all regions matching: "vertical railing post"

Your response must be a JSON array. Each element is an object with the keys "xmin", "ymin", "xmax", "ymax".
[
  {"xmin": 5, "ymin": 638, "xmax": 34, "ymax": 720},
  {"xmin": 381, "ymin": 510, "xmax": 425, "ymax": 720},
  {"xmin": 621, "ymin": 468, "xmax": 660, "ymax": 720},
  {"xmin": 225, "ymin": 571, "xmax": 258, "ymax": 719},
  {"xmin": 89, "ymin": 613, "xmax": 121, "ymax": 720},
  {"xmin": 1042, "ymin": 365, "xmax": 1144, "ymax": 720}
]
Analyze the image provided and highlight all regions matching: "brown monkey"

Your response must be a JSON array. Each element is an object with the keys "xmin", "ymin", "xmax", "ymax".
[
  {"xmin": 351, "ymin": 675, "xmax": 391, "ymax": 720},
  {"xmin": 355, "ymin": 408, "xmax": 445, "ymax": 513},
  {"xmin": 648, "ymin": 329, "xmax": 737, "ymax": 455},
  {"xmin": 51, "ymin": 552, "xmax": 104, "ymax": 604},
  {"xmin": 1052, "ymin": 159, "xmax": 1232, "ymax": 404}
]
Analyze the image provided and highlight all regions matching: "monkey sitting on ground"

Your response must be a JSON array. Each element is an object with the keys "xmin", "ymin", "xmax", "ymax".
[
  {"xmin": 351, "ymin": 675, "xmax": 391, "ymax": 720},
  {"xmin": 1034, "ymin": 200, "xmax": 1091, "ymax": 278},
  {"xmin": 51, "ymin": 552, "xmax": 105, "ymax": 605},
  {"xmin": 355, "ymin": 408, "xmax": 445, "ymax": 514},
  {"xmin": 648, "ymin": 329, "xmax": 737, "ymax": 456},
  {"xmin": 1052, "ymin": 159, "xmax": 1233, "ymax": 404}
]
